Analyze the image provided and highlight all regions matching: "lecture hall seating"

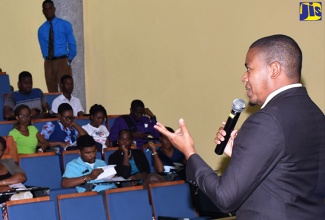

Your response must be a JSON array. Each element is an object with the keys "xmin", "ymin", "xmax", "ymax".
[
  {"xmin": 6, "ymin": 196, "xmax": 57, "ymax": 220},
  {"xmin": 0, "ymin": 72, "xmax": 11, "ymax": 121},
  {"xmin": 19, "ymin": 152, "xmax": 62, "ymax": 189},
  {"xmin": 105, "ymin": 185, "xmax": 153, "ymax": 220},
  {"xmin": 58, "ymin": 192, "xmax": 107, "ymax": 220}
]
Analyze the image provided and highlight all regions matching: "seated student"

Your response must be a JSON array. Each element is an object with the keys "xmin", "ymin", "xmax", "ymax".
[
  {"xmin": 147, "ymin": 127, "xmax": 186, "ymax": 180},
  {"xmin": 82, "ymin": 104, "xmax": 111, "ymax": 153},
  {"xmin": 41, "ymin": 103, "xmax": 87, "ymax": 154},
  {"xmin": 9, "ymin": 104, "xmax": 50, "ymax": 154},
  {"xmin": 109, "ymin": 99, "xmax": 159, "ymax": 149},
  {"xmin": 0, "ymin": 136, "xmax": 27, "ymax": 203},
  {"xmin": 51, "ymin": 75, "xmax": 84, "ymax": 117},
  {"xmin": 108, "ymin": 129, "xmax": 150, "ymax": 184},
  {"xmin": 62, "ymin": 134, "xmax": 117, "ymax": 192},
  {"xmin": 3, "ymin": 71, "xmax": 51, "ymax": 120}
]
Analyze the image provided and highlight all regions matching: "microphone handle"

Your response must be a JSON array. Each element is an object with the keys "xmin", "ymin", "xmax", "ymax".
[{"xmin": 215, "ymin": 111, "xmax": 240, "ymax": 155}]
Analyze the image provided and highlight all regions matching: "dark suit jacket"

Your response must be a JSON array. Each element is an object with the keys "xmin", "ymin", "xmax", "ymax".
[{"xmin": 186, "ymin": 87, "xmax": 325, "ymax": 219}]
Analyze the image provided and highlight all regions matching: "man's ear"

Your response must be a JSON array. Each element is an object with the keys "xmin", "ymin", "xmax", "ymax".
[{"xmin": 270, "ymin": 61, "xmax": 281, "ymax": 79}]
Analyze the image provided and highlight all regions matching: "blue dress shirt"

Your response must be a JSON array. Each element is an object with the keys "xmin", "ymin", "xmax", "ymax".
[{"xmin": 38, "ymin": 17, "xmax": 77, "ymax": 61}]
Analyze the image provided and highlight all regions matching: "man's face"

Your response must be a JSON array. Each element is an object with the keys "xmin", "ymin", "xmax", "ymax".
[
  {"xmin": 18, "ymin": 77, "xmax": 33, "ymax": 94},
  {"xmin": 242, "ymin": 48, "xmax": 271, "ymax": 106},
  {"xmin": 42, "ymin": 2, "xmax": 56, "ymax": 21},
  {"xmin": 58, "ymin": 110, "xmax": 74, "ymax": 127},
  {"xmin": 130, "ymin": 106, "xmax": 144, "ymax": 122},
  {"xmin": 79, "ymin": 146, "xmax": 97, "ymax": 164},
  {"xmin": 62, "ymin": 78, "xmax": 74, "ymax": 95}
]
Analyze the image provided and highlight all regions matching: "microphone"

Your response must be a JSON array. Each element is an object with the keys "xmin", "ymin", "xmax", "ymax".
[{"xmin": 215, "ymin": 98, "xmax": 246, "ymax": 155}]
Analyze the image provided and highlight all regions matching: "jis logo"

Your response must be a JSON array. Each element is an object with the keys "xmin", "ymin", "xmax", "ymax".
[{"xmin": 300, "ymin": 2, "xmax": 322, "ymax": 21}]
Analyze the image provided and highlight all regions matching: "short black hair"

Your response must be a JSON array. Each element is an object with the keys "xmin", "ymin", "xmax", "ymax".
[
  {"xmin": 18, "ymin": 71, "xmax": 32, "ymax": 82},
  {"xmin": 118, "ymin": 129, "xmax": 133, "ymax": 140},
  {"xmin": 58, "ymin": 103, "xmax": 73, "ymax": 115},
  {"xmin": 89, "ymin": 104, "xmax": 107, "ymax": 117},
  {"xmin": 60, "ymin": 75, "xmax": 73, "ymax": 84},
  {"xmin": 249, "ymin": 34, "xmax": 302, "ymax": 81},
  {"xmin": 0, "ymin": 136, "xmax": 7, "ymax": 151},
  {"xmin": 160, "ymin": 126, "xmax": 174, "ymax": 137},
  {"xmin": 42, "ymin": 0, "xmax": 54, "ymax": 7},
  {"xmin": 14, "ymin": 104, "xmax": 30, "ymax": 117},
  {"xmin": 77, "ymin": 135, "xmax": 96, "ymax": 151},
  {"xmin": 131, "ymin": 99, "xmax": 144, "ymax": 109}
]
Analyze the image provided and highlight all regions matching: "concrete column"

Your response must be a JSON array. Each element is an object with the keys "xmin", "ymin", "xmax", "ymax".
[{"xmin": 53, "ymin": 0, "xmax": 86, "ymax": 112}]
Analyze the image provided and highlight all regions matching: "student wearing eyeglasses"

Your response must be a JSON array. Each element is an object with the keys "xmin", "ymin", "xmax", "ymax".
[
  {"xmin": 9, "ymin": 104, "xmax": 49, "ymax": 154},
  {"xmin": 41, "ymin": 103, "xmax": 86, "ymax": 154}
]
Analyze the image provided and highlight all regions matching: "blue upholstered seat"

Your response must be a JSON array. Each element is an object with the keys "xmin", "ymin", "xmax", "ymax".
[
  {"xmin": 43, "ymin": 92, "xmax": 62, "ymax": 109},
  {"xmin": 50, "ymin": 187, "xmax": 78, "ymax": 219},
  {"xmin": 6, "ymin": 196, "xmax": 57, "ymax": 220},
  {"xmin": 105, "ymin": 185, "xmax": 153, "ymax": 220},
  {"xmin": 149, "ymin": 180, "xmax": 198, "ymax": 219},
  {"xmin": 58, "ymin": 192, "xmax": 106, "ymax": 220},
  {"xmin": 19, "ymin": 152, "xmax": 62, "ymax": 189}
]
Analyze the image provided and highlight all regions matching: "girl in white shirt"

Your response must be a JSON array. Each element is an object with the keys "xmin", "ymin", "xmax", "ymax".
[{"xmin": 82, "ymin": 104, "xmax": 111, "ymax": 152}]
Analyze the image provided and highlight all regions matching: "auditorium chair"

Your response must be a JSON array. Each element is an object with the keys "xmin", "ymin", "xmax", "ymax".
[
  {"xmin": 43, "ymin": 92, "xmax": 62, "ymax": 109},
  {"xmin": 50, "ymin": 187, "xmax": 78, "ymax": 219},
  {"xmin": 6, "ymin": 196, "xmax": 57, "ymax": 220},
  {"xmin": 58, "ymin": 192, "xmax": 106, "ymax": 220},
  {"xmin": 19, "ymin": 152, "xmax": 62, "ymax": 189},
  {"xmin": 105, "ymin": 185, "xmax": 153, "ymax": 220},
  {"xmin": 0, "ymin": 121, "xmax": 15, "ymax": 136},
  {"xmin": 149, "ymin": 180, "xmax": 202, "ymax": 220}
]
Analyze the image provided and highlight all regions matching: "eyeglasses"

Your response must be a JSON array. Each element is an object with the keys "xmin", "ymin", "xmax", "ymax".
[
  {"xmin": 18, "ymin": 114, "xmax": 32, "ymax": 118},
  {"xmin": 62, "ymin": 116, "xmax": 75, "ymax": 121}
]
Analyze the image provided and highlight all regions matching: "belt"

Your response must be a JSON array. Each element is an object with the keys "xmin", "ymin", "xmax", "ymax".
[{"xmin": 46, "ymin": 55, "xmax": 68, "ymax": 60}]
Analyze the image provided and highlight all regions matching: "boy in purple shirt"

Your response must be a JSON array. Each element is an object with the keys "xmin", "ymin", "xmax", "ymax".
[{"xmin": 109, "ymin": 99, "xmax": 159, "ymax": 149}]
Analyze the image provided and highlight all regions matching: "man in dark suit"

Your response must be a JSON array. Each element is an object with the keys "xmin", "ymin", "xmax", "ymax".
[{"xmin": 154, "ymin": 35, "xmax": 325, "ymax": 219}]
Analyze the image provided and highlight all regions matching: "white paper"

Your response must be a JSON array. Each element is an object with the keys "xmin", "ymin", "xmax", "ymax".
[
  {"xmin": 103, "ymin": 176, "xmax": 127, "ymax": 182},
  {"xmin": 96, "ymin": 165, "xmax": 117, "ymax": 180},
  {"xmin": 9, "ymin": 183, "xmax": 27, "ymax": 190}
]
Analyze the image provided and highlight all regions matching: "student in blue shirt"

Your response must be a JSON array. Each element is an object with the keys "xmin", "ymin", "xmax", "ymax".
[
  {"xmin": 38, "ymin": 0, "xmax": 77, "ymax": 92},
  {"xmin": 62, "ymin": 134, "xmax": 116, "ymax": 192}
]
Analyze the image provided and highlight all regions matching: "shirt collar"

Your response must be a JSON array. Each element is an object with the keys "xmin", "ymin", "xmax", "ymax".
[
  {"xmin": 60, "ymin": 94, "xmax": 75, "ymax": 101},
  {"xmin": 47, "ymin": 17, "xmax": 57, "ymax": 24},
  {"xmin": 261, "ymin": 83, "xmax": 302, "ymax": 109}
]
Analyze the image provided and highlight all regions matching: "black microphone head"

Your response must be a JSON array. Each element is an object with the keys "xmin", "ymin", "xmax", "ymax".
[{"xmin": 232, "ymin": 98, "xmax": 246, "ymax": 113}]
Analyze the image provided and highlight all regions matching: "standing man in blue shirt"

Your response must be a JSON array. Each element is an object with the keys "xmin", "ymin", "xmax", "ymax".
[{"xmin": 38, "ymin": 0, "xmax": 77, "ymax": 92}]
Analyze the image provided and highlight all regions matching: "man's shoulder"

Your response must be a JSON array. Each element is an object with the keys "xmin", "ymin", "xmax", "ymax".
[
  {"xmin": 71, "ymin": 95, "xmax": 81, "ymax": 103},
  {"xmin": 114, "ymin": 115, "xmax": 129, "ymax": 123},
  {"xmin": 95, "ymin": 159, "xmax": 107, "ymax": 166},
  {"xmin": 38, "ymin": 21, "xmax": 48, "ymax": 31},
  {"xmin": 66, "ymin": 157, "xmax": 83, "ymax": 168},
  {"xmin": 31, "ymin": 88, "xmax": 44, "ymax": 96},
  {"xmin": 53, "ymin": 94, "xmax": 65, "ymax": 102},
  {"xmin": 55, "ymin": 17, "xmax": 72, "ymax": 26},
  {"xmin": 5, "ymin": 91, "xmax": 15, "ymax": 99}
]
